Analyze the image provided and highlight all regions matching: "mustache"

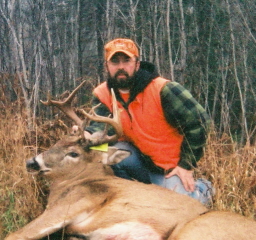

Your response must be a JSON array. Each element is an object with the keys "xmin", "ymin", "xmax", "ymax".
[{"xmin": 114, "ymin": 70, "xmax": 129, "ymax": 78}]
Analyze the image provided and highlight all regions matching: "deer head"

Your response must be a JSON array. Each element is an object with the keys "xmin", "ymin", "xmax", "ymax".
[
  {"xmin": 27, "ymin": 81, "xmax": 128, "ymax": 180},
  {"xmin": 26, "ymin": 135, "xmax": 130, "ymax": 180}
]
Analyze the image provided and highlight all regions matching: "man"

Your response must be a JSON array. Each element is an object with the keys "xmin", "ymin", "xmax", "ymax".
[{"xmin": 85, "ymin": 38, "xmax": 213, "ymax": 205}]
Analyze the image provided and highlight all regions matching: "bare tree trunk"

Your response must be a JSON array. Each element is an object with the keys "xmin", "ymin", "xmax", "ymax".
[
  {"xmin": 77, "ymin": 0, "xmax": 84, "ymax": 77},
  {"xmin": 42, "ymin": 1, "xmax": 58, "ymax": 96},
  {"xmin": 166, "ymin": 0, "xmax": 174, "ymax": 81},
  {"xmin": 153, "ymin": 0, "xmax": 161, "ymax": 74},
  {"xmin": 178, "ymin": 0, "xmax": 187, "ymax": 83},
  {"xmin": 202, "ymin": 5, "xmax": 214, "ymax": 111},
  {"xmin": 219, "ymin": 53, "xmax": 231, "ymax": 136},
  {"xmin": 95, "ymin": 0, "xmax": 104, "ymax": 83},
  {"xmin": 129, "ymin": 0, "xmax": 139, "ymax": 39},
  {"xmin": 241, "ymin": 45, "xmax": 252, "ymax": 144},
  {"xmin": 32, "ymin": 42, "xmax": 42, "ymax": 122},
  {"xmin": 226, "ymin": 0, "xmax": 249, "ymax": 144},
  {"xmin": 106, "ymin": 0, "xmax": 116, "ymax": 41}
]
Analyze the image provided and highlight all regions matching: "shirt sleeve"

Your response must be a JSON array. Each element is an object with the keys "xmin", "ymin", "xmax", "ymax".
[{"xmin": 160, "ymin": 82, "xmax": 211, "ymax": 170}]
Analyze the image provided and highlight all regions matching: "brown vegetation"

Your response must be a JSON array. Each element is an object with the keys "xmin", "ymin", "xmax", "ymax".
[
  {"xmin": 199, "ymin": 131, "xmax": 256, "ymax": 218},
  {"xmin": 0, "ymin": 106, "xmax": 66, "ymax": 239}
]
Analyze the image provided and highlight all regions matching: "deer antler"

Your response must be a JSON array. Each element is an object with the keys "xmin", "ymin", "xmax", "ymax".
[
  {"xmin": 80, "ymin": 88, "xmax": 123, "ymax": 145},
  {"xmin": 41, "ymin": 82, "xmax": 123, "ymax": 145},
  {"xmin": 40, "ymin": 81, "xmax": 86, "ymax": 128}
]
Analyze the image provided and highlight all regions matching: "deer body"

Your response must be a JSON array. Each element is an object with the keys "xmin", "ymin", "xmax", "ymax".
[
  {"xmin": 6, "ymin": 136, "xmax": 256, "ymax": 240},
  {"xmin": 5, "ymin": 136, "xmax": 208, "ymax": 240},
  {"xmin": 172, "ymin": 211, "xmax": 256, "ymax": 240}
]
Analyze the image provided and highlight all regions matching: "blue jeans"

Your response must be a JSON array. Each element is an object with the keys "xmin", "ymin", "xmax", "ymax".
[{"xmin": 111, "ymin": 142, "xmax": 213, "ymax": 206}]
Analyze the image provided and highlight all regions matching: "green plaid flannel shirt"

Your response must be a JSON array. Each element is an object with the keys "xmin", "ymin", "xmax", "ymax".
[{"xmin": 161, "ymin": 82, "xmax": 210, "ymax": 170}]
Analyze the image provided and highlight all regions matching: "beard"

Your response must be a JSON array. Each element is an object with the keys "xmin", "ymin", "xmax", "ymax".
[{"xmin": 107, "ymin": 69, "xmax": 137, "ymax": 90}]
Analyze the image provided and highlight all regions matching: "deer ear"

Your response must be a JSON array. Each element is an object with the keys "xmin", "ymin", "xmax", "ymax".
[{"xmin": 101, "ymin": 147, "xmax": 130, "ymax": 165}]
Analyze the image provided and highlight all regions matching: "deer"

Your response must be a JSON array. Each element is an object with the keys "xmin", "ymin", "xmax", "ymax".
[{"xmin": 5, "ymin": 81, "xmax": 256, "ymax": 240}]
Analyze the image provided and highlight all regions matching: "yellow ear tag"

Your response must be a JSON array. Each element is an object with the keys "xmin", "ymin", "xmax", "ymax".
[{"xmin": 89, "ymin": 143, "xmax": 109, "ymax": 152}]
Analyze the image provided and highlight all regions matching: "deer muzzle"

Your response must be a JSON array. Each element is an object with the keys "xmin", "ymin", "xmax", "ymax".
[
  {"xmin": 26, "ymin": 156, "xmax": 51, "ymax": 175},
  {"xmin": 26, "ymin": 157, "xmax": 40, "ymax": 172}
]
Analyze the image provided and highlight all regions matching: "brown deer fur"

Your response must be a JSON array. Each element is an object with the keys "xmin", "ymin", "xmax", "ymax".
[{"xmin": 5, "ymin": 135, "xmax": 256, "ymax": 240}]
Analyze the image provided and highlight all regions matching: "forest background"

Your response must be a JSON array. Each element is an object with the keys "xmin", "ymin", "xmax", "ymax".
[{"xmin": 0, "ymin": 0, "xmax": 255, "ymax": 238}]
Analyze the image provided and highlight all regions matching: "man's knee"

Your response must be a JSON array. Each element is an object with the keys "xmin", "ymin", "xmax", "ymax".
[{"xmin": 111, "ymin": 141, "xmax": 151, "ymax": 184}]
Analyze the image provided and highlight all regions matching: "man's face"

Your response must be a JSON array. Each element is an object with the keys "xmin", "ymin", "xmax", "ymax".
[{"xmin": 106, "ymin": 52, "xmax": 140, "ymax": 89}]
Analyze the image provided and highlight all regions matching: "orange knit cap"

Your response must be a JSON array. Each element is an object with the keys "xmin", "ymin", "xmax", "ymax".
[{"xmin": 104, "ymin": 38, "xmax": 139, "ymax": 61}]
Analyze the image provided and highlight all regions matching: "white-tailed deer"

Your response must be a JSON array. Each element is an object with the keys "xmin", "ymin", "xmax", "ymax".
[{"xmin": 5, "ymin": 81, "xmax": 256, "ymax": 240}]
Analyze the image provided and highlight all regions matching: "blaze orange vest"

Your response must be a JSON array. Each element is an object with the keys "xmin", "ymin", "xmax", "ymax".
[{"xmin": 93, "ymin": 77, "xmax": 184, "ymax": 170}]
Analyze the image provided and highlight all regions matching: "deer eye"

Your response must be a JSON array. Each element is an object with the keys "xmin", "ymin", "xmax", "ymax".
[{"xmin": 66, "ymin": 152, "xmax": 79, "ymax": 158}]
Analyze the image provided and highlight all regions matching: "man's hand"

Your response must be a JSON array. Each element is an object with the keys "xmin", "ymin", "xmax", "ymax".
[{"xmin": 165, "ymin": 166, "xmax": 195, "ymax": 192}]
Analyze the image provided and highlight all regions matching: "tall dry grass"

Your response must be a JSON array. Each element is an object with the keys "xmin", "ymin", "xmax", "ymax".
[
  {"xmin": 0, "ymin": 109, "xmax": 255, "ymax": 238},
  {"xmin": 0, "ymin": 108, "xmax": 66, "ymax": 239},
  {"xmin": 0, "ymin": 110, "xmax": 42, "ymax": 239},
  {"xmin": 198, "ymin": 131, "xmax": 256, "ymax": 219}
]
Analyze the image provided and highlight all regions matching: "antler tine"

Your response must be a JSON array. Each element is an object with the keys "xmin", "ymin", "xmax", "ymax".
[
  {"xmin": 111, "ymin": 88, "xmax": 121, "ymax": 126},
  {"xmin": 40, "ymin": 80, "xmax": 87, "ymax": 128},
  {"xmin": 80, "ymin": 88, "xmax": 123, "ymax": 145}
]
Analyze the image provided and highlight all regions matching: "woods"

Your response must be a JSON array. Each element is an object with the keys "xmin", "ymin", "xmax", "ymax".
[{"xmin": 0, "ymin": 0, "xmax": 255, "ymax": 145}]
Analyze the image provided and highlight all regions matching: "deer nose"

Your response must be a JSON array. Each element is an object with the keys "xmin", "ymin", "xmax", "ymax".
[{"xmin": 26, "ymin": 157, "xmax": 40, "ymax": 171}]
